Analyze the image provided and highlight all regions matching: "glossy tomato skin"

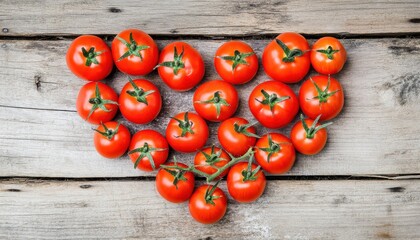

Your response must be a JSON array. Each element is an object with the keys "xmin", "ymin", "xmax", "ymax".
[
  {"xmin": 76, "ymin": 82, "xmax": 119, "ymax": 125},
  {"xmin": 194, "ymin": 147, "xmax": 231, "ymax": 178},
  {"xmin": 214, "ymin": 41, "xmax": 258, "ymax": 85},
  {"xmin": 189, "ymin": 185, "xmax": 227, "ymax": 224},
  {"xmin": 166, "ymin": 112, "xmax": 209, "ymax": 153},
  {"xmin": 248, "ymin": 81, "xmax": 299, "ymax": 129},
  {"xmin": 156, "ymin": 162, "xmax": 195, "ymax": 203},
  {"xmin": 255, "ymin": 133, "xmax": 295, "ymax": 174},
  {"xmin": 119, "ymin": 79, "xmax": 162, "ymax": 124},
  {"xmin": 262, "ymin": 32, "xmax": 310, "ymax": 83},
  {"xmin": 111, "ymin": 29, "xmax": 158, "ymax": 75},
  {"xmin": 311, "ymin": 37, "xmax": 347, "ymax": 75},
  {"xmin": 299, "ymin": 75, "xmax": 344, "ymax": 121},
  {"xmin": 290, "ymin": 119, "xmax": 328, "ymax": 155},
  {"xmin": 227, "ymin": 162, "xmax": 266, "ymax": 203},
  {"xmin": 66, "ymin": 35, "xmax": 113, "ymax": 82},
  {"xmin": 193, "ymin": 80, "xmax": 239, "ymax": 122},
  {"xmin": 157, "ymin": 42, "xmax": 205, "ymax": 91},
  {"xmin": 217, "ymin": 117, "xmax": 257, "ymax": 157},
  {"xmin": 128, "ymin": 130, "xmax": 169, "ymax": 171},
  {"xmin": 93, "ymin": 122, "xmax": 131, "ymax": 158}
]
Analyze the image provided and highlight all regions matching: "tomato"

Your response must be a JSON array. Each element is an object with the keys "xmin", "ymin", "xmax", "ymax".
[
  {"xmin": 299, "ymin": 75, "xmax": 344, "ymax": 121},
  {"xmin": 262, "ymin": 32, "xmax": 310, "ymax": 83},
  {"xmin": 227, "ymin": 162, "xmax": 266, "ymax": 203},
  {"xmin": 248, "ymin": 80, "xmax": 299, "ymax": 129},
  {"xmin": 193, "ymin": 80, "xmax": 239, "ymax": 122},
  {"xmin": 194, "ymin": 146, "xmax": 231, "ymax": 178},
  {"xmin": 218, "ymin": 117, "xmax": 258, "ymax": 156},
  {"xmin": 66, "ymin": 35, "xmax": 113, "ymax": 82},
  {"xmin": 214, "ymin": 41, "xmax": 258, "ymax": 85},
  {"xmin": 128, "ymin": 129, "xmax": 169, "ymax": 171},
  {"xmin": 156, "ymin": 42, "xmax": 205, "ymax": 91},
  {"xmin": 290, "ymin": 114, "xmax": 332, "ymax": 155},
  {"xmin": 311, "ymin": 37, "xmax": 347, "ymax": 75},
  {"xmin": 156, "ymin": 162, "xmax": 195, "ymax": 203},
  {"xmin": 111, "ymin": 29, "xmax": 158, "ymax": 75},
  {"xmin": 76, "ymin": 82, "xmax": 119, "ymax": 124},
  {"xmin": 166, "ymin": 112, "xmax": 209, "ymax": 153},
  {"xmin": 255, "ymin": 133, "xmax": 295, "ymax": 174},
  {"xmin": 189, "ymin": 183, "xmax": 227, "ymax": 224},
  {"xmin": 93, "ymin": 122, "xmax": 131, "ymax": 159},
  {"xmin": 119, "ymin": 78, "xmax": 162, "ymax": 124}
]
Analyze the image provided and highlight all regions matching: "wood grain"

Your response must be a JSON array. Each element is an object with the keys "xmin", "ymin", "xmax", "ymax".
[{"xmin": 0, "ymin": 0, "xmax": 419, "ymax": 36}]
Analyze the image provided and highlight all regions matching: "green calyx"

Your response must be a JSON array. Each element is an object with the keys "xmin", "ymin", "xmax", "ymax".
[
  {"xmin": 275, "ymin": 39, "xmax": 304, "ymax": 63},
  {"xmin": 257, "ymin": 134, "xmax": 281, "ymax": 163},
  {"xmin": 163, "ymin": 163, "xmax": 188, "ymax": 189},
  {"xmin": 195, "ymin": 91, "xmax": 230, "ymax": 119},
  {"xmin": 233, "ymin": 121, "xmax": 260, "ymax": 138},
  {"xmin": 204, "ymin": 180, "xmax": 222, "ymax": 205},
  {"xmin": 82, "ymin": 47, "xmax": 104, "ymax": 66},
  {"xmin": 154, "ymin": 46, "xmax": 185, "ymax": 75},
  {"xmin": 125, "ymin": 78, "xmax": 155, "ymax": 104},
  {"xmin": 201, "ymin": 145, "xmax": 226, "ymax": 166},
  {"xmin": 316, "ymin": 46, "xmax": 339, "ymax": 60},
  {"xmin": 92, "ymin": 122, "xmax": 120, "ymax": 140},
  {"xmin": 87, "ymin": 83, "xmax": 118, "ymax": 121},
  {"xmin": 307, "ymin": 75, "xmax": 340, "ymax": 103},
  {"xmin": 217, "ymin": 50, "xmax": 255, "ymax": 71},
  {"xmin": 116, "ymin": 32, "xmax": 150, "ymax": 61},
  {"xmin": 241, "ymin": 155, "xmax": 261, "ymax": 181},
  {"xmin": 128, "ymin": 142, "xmax": 167, "ymax": 170},
  {"xmin": 300, "ymin": 114, "xmax": 333, "ymax": 139},
  {"xmin": 256, "ymin": 89, "xmax": 290, "ymax": 112},
  {"xmin": 171, "ymin": 112, "xmax": 194, "ymax": 137}
]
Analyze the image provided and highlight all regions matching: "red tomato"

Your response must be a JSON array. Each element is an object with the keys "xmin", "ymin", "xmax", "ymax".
[
  {"xmin": 66, "ymin": 35, "xmax": 113, "ymax": 82},
  {"xmin": 248, "ymin": 80, "xmax": 299, "ymax": 129},
  {"xmin": 189, "ymin": 183, "xmax": 227, "ymax": 224},
  {"xmin": 166, "ymin": 112, "xmax": 209, "ymax": 153},
  {"xmin": 214, "ymin": 41, "xmax": 258, "ymax": 85},
  {"xmin": 227, "ymin": 162, "xmax": 266, "ymax": 203},
  {"xmin": 311, "ymin": 37, "xmax": 347, "ymax": 75},
  {"xmin": 76, "ymin": 82, "xmax": 118, "ymax": 124},
  {"xmin": 128, "ymin": 130, "xmax": 169, "ymax": 171},
  {"xmin": 194, "ymin": 146, "xmax": 231, "ymax": 178},
  {"xmin": 111, "ymin": 29, "xmax": 158, "ymax": 75},
  {"xmin": 119, "ymin": 78, "xmax": 162, "ymax": 124},
  {"xmin": 193, "ymin": 80, "xmax": 239, "ymax": 122},
  {"xmin": 156, "ymin": 162, "xmax": 195, "ymax": 203},
  {"xmin": 262, "ymin": 32, "xmax": 310, "ymax": 83},
  {"xmin": 156, "ymin": 42, "xmax": 205, "ymax": 91},
  {"xmin": 93, "ymin": 122, "xmax": 131, "ymax": 158},
  {"xmin": 299, "ymin": 75, "xmax": 344, "ymax": 121},
  {"xmin": 218, "ymin": 117, "xmax": 258, "ymax": 156},
  {"xmin": 255, "ymin": 133, "xmax": 295, "ymax": 174},
  {"xmin": 290, "ymin": 115, "xmax": 332, "ymax": 155}
]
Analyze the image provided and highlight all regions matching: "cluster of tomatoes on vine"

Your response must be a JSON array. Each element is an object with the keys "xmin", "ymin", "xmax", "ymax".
[{"xmin": 66, "ymin": 29, "xmax": 346, "ymax": 224}]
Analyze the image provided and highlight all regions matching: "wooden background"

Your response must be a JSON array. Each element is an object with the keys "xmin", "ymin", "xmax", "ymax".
[{"xmin": 1, "ymin": 1, "xmax": 419, "ymax": 239}]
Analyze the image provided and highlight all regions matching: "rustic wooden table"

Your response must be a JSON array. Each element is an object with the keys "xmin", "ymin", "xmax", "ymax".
[{"xmin": 1, "ymin": 1, "xmax": 419, "ymax": 239}]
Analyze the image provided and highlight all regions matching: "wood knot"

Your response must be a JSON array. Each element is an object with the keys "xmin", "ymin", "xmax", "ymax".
[
  {"xmin": 409, "ymin": 18, "xmax": 420, "ymax": 23},
  {"xmin": 80, "ymin": 184, "xmax": 92, "ymax": 189},
  {"xmin": 388, "ymin": 187, "xmax": 405, "ymax": 193},
  {"xmin": 2, "ymin": 28, "xmax": 9, "ymax": 33},
  {"xmin": 108, "ymin": 7, "xmax": 122, "ymax": 13},
  {"xmin": 34, "ymin": 74, "xmax": 42, "ymax": 91},
  {"xmin": 6, "ymin": 189, "xmax": 21, "ymax": 192}
]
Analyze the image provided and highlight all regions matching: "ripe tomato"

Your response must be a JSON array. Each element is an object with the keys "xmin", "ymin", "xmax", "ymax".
[
  {"xmin": 218, "ymin": 117, "xmax": 258, "ymax": 156},
  {"xmin": 255, "ymin": 133, "xmax": 295, "ymax": 174},
  {"xmin": 166, "ymin": 112, "xmax": 209, "ymax": 153},
  {"xmin": 299, "ymin": 75, "xmax": 344, "ymax": 121},
  {"xmin": 248, "ymin": 80, "xmax": 299, "ymax": 129},
  {"xmin": 193, "ymin": 80, "xmax": 239, "ymax": 122},
  {"xmin": 311, "ymin": 37, "xmax": 347, "ymax": 75},
  {"xmin": 227, "ymin": 162, "xmax": 266, "ymax": 203},
  {"xmin": 119, "ymin": 78, "xmax": 162, "ymax": 124},
  {"xmin": 194, "ymin": 146, "xmax": 231, "ymax": 178},
  {"xmin": 128, "ymin": 129, "xmax": 169, "ymax": 171},
  {"xmin": 189, "ymin": 183, "xmax": 227, "ymax": 224},
  {"xmin": 156, "ymin": 162, "xmax": 195, "ymax": 203},
  {"xmin": 66, "ymin": 35, "xmax": 113, "ymax": 82},
  {"xmin": 214, "ymin": 41, "xmax": 258, "ymax": 85},
  {"xmin": 262, "ymin": 32, "xmax": 310, "ymax": 83},
  {"xmin": 290, "ymin": 114, "xmax": 332, "ymax": 155},
  {"xmin": 111, "ymin": 29, "xmax": 158, "ymax": 75},
  {"xmin": 156, "ymin": 42, "xmax": 205, "ymax": 91},
  {"xmin": 93, "ymin": 122, "xmax": 131, "ymax": 159},
  {"xmin": 76, "ymin": 82, "xmax": 119, "ymax": 124}
]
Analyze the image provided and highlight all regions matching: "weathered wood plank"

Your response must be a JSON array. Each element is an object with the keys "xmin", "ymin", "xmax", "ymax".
[
  {"xmin": 0, "ymin": 0, "xmax": 419, "ymax": 36},
  {"xmin": 0, "ymin": 179, "xmax": 419, "ymax": 239}
]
